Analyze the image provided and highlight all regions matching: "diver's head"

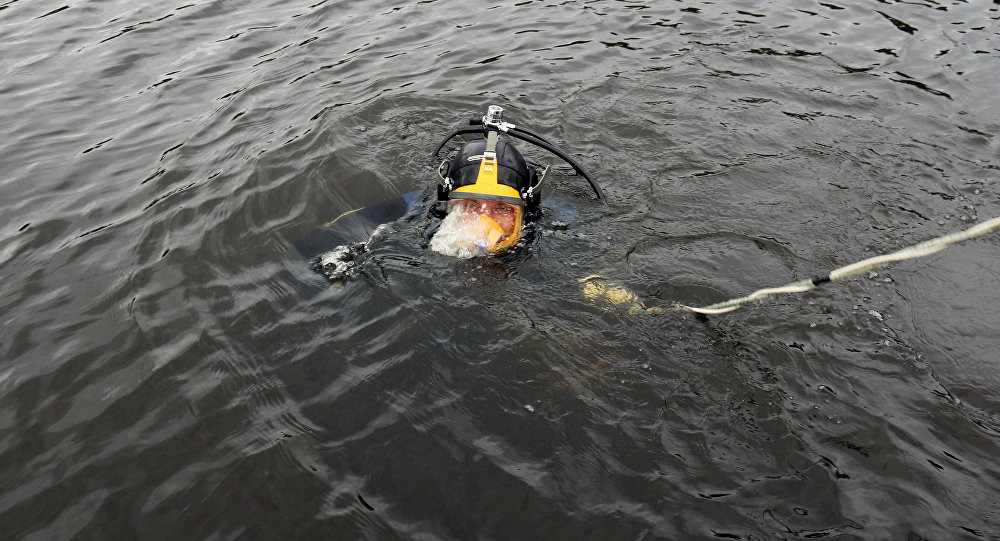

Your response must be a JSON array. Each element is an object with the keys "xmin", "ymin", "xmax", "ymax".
[
  {"xmin": 431, "ymin": 129, "xmax": 538, "ymax": 257},
  {"xmin": 429, "ymin": 106, "xmax": 606, "ymax": 252}
]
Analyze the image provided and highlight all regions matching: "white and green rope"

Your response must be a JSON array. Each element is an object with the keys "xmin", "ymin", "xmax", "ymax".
[{"xmin": 680, "ymin": 216, "xmax": 1000, "ymax": 315}]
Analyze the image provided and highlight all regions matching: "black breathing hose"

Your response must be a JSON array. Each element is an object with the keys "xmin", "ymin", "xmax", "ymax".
[
  {"xmin": 428, "ymin": 121, "xmax": 607, "ymax": 204},
  {"xmin": 508, "ymin": 126, "xmax": 557, "ymax": 148},
  {"xmin": 504, "ymin": 130, "xmax": 606, "ymax": 204},
  {"xmin": 428, "ymin": 127, "xmax": 485, "ymax": 164}
]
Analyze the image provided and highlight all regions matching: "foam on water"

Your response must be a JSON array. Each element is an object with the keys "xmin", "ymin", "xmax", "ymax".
[
  {"xmin": 313, "ymin": 223, "xmax": 389, "ymax": 282},
  {"xmin": 429, "ymin": 210, "xmax": 493, "ymax": 259}
]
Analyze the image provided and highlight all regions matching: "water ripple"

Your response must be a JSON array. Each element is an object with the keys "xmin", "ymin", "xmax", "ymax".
[{"xmin": 2, "ymin": 0, "xmax": 1000, "ymax": 538}]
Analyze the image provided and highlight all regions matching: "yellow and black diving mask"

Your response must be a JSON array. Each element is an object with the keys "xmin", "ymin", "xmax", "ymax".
[
  {"xmin": 430, "ymin": 106, "xmax": 607, "ymax": 254},
  {"xmin": 434, "ymin": 129, "xmax": 530, "ymax": 254}
]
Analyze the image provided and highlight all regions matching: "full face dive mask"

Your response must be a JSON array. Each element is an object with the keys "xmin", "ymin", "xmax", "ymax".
[{"xmin": 429, "ymin": 105, "xmax": 606, "ymax": 254}]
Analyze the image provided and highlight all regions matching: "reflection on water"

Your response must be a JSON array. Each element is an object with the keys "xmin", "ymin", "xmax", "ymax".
[{"xmin": 1, "ymin": 0, "xmax": 999, "ymax": 539}]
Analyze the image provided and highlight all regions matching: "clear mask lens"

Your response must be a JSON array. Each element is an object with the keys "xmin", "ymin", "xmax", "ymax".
[{"xmin": 429, "ymin": 199, "xmax": 522, "ymax": 258}]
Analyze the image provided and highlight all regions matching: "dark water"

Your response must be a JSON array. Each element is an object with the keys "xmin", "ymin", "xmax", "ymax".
[{"xmin": 2, "ymin": 0, "xmax": 999, "ymax": 538}]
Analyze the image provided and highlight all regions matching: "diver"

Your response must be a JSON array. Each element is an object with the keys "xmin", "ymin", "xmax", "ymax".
[{"xmin": 305, "ymin": 105, "xmax": 606, "ymax": 281}]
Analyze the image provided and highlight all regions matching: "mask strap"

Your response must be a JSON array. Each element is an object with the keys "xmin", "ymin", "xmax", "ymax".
[{"xmin": 484, "ymin": 131, "xmax": 499, "ymax": 158}]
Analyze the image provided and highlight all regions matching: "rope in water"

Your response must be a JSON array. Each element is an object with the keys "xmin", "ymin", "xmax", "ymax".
[
  {"xmin": 679, "ymin": 216, "xmax": 1000, "ymax": 315},
  {"xmin": 323, "ymin": 206, "xmax": 364, "ymax": 227}
]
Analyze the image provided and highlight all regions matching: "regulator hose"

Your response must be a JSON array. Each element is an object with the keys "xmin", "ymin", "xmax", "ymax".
[
  {"xmin": 428, "ymin": 127, "xmax": 484, "ymax": 165},
  {"xmin": 503, "ymin": 130, "xmax": 606, "ymax": 204},
  {"xmin": 509, "ymin": 126, "xmax": 558, "ymax": 148},
  {"xmin": 429, "ymin": 122, "xmax": 606, "ymax": 204}
]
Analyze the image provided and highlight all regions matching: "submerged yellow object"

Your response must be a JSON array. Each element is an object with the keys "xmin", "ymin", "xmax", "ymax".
[{"xmin": 578, "ymin": 275, "xmax": 660, "ymax": 315}]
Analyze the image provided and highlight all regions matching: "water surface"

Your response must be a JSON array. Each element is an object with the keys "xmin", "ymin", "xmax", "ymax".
[{"xmin": 2, "ymin": 0, "xmax": 999, "ymax": 539}]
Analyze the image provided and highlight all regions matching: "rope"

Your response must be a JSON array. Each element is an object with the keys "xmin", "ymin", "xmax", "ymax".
[
  {"xmin": 323, "ymin": 207, "xmax": 364, "ymax": 227},
  {"xmin": 679, "ymin": 216, "xmax": 1000, "ymax": 315}
]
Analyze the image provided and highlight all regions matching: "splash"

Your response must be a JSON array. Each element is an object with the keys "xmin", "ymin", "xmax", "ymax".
[
  {"xmin": 312, "ymin": 224, "xmax": 389, "ymax": 283},
  {"xmin": 429, "ymin": 210, "xmax": 503, "ymax": 259}
]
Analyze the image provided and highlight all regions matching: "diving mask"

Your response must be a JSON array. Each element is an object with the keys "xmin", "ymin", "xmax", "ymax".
[
  {"xmin": 450, "ymin": 198, "xmax": 522, "ymax": 252},
  {"xmin": 429, "ymin": 198, "xmax": 524, "ymax": 258}
]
